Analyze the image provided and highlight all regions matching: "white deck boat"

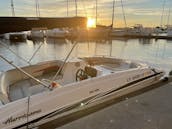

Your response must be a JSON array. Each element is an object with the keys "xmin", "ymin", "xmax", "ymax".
[{"xmin": 0, "ymin": 57, "xmax": 164, "ymax": 129}]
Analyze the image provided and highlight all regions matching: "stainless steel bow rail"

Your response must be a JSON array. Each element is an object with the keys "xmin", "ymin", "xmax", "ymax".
[{"xmin": 0, "ymin": 54, "xmax": 50, "ymax": 90}]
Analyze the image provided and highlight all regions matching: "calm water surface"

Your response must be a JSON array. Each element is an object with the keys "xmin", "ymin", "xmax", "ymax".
[{"xmin": 0, "ymin": 38, "xmax": 172, "ymax": 74}]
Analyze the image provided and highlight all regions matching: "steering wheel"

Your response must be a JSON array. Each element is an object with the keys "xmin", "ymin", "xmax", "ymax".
[{"xmin": 76, "ymin": 68, "xmax": 88, "ymax": 81}]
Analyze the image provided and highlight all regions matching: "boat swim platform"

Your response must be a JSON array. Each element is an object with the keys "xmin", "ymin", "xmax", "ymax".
[
  {"xmin": 36, "ymin": 77, "xmax": 172, "ymax": 129},
  {"xmin": 0, "ymin": 17, "xmax": 87, "ymax": 34}
]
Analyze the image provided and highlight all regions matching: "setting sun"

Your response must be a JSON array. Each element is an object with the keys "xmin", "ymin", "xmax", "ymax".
[{"xmin": 87, "ymin": 18, "xmax": 96, "ymax": 28}]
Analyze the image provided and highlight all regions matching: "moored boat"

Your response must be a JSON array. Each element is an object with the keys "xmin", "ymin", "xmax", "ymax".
[
  {"xmin": 0, "ymin": 56, "xmax": 164, "ymax": 129},
  {"xmin": 3, "ymin": 32, "xmax": 27, "ymax": 42},
  {"xmin": 46, "ymin": 28, "xmax": 69, "ymax": 38}
]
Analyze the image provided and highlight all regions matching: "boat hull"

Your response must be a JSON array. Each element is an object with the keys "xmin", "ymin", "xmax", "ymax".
[{"xmin": 0, "ymin": 67, "xmax": 164, "ymax": 129}]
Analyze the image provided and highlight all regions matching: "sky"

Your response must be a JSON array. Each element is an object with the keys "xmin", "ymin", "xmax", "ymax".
[{"xmin": 0, "ymin": 0, "xmax": 171, "ymax": 27}]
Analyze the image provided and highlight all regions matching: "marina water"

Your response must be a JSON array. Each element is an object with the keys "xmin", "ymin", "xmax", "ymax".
[{"xmin": 0, "ymin": 38, "xmax": 172, "ymax": 74}]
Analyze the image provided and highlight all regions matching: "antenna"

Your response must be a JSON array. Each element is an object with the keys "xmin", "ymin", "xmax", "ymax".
[{"xmin": 11, "ymin": 0, "xmax": 15, "ymax": 16}]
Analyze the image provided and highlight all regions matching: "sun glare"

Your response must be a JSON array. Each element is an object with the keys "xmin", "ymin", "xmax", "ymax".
[{"xmin": 87, "ymin": 18, "xmax": 96, "ymax": 28}]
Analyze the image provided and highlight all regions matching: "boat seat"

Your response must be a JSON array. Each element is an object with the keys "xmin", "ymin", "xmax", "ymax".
[
  {"xmin": 85, "ymin": 66, "xmax": 97, "ymax": 77},
  {"xmin": 0, "ymin": 73, "xmax": 10, "ymax": 104}
]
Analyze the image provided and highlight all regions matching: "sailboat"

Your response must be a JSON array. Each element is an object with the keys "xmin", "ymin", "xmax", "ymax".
[
  {"xmin": 87, "ymin": 0, "xmax": 111, "ymax": 39},
  {"xmin": 73, "ymin": 0, "xmax": 111, "ymax": 39},
  {"xmin": 109, "ymin": 0, "xmax": 128, "ymax": 37}
]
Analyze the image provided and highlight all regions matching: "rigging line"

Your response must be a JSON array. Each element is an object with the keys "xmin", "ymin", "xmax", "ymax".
[
  {"xmin": 75, "ymin": 0, "xmax": 78, "ymax": 16},
  {"xmin": 0, "ymin": 40, "xmax": 31, "ymax": 65},
  {"xmin": 0, "ymin": 54, "xmax": 51, "ymax": 90},
  {"xmin": 160, "ymin": 0, "xmax": 166, "ymax": 27},
  {"xmin": 120, "ymin": 0, "xmax": 127, "ymax": 28},
  {"xmin": 67, "ymin": 0, "xmax": 69, "ymax": 16},
  {"xmin": 51, "ymin": 41, "xmax": 78, "ymax": 82},
  {"xmin": 28, "ymin": 42, "xmax": 44, "ymax": 63},
  {"xmin": 112, "ymin": 0, "xmax": 115, "ymax": 28},
  {"xmin": 95, "ymin": 0, "xmax": 97, "ymax": 25}
]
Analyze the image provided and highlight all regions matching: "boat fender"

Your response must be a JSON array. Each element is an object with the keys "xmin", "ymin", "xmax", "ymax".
[{"xmin": 50, "ymin": 81, "xmax": 59, "ymax": 88}]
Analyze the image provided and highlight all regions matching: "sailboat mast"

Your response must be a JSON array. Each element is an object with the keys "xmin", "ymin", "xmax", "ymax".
[
  {"xmin": 11, "ymin": 0, "xmax": 15, "ymax": 16},
  {"xmin": 35, "ymin": 0, "xmax": 40, "ymax": 17},
  {"xmin": 35, "ymin": 0, "xmax": 38, "ymax": 17},
  {"xmin": 96, "ymin": 0, "xmax": 98, "ymax": 25},
  {"xmin": 75, "ymin": 0, "xmax": 77, "ymax": 16},
  {"xmin": 120, "ymin": 0, "xmax": 127, "ymax": 28},
  {"xmin": 37, "ymin": 0, "xmax": 40, "ymax": 17},
  {"xmin": 160, "ymin": 0, "xmax": 166, "ymax": 27},
  {"xmin": 67, "ymin": 0, "xmax": 69, "ymax": 16},
  {"xmin": 112, "ymin": 0, "xmax": 115, "ymax": 28}
]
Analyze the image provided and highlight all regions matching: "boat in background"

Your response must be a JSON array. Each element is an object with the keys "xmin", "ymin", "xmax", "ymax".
[
  {"xmin": 30, "ymin": 28, "xmax": 47, "ymax": 39},
  {"xmin": 3, "ymin": 32, "xmax": 27, "ymax": 42},
  {"xmin": 46, "ymin": 28, "xmax": 69, "ymax": 39},
  {"xmin": 126, "ymin": 24, "xmax": 152, "ymax": 36},
  {"xmin": 110, "ymin": 28, "xmax": 127, "ymax": 37},
  {"xmin": 74, "ymin": 25, "xmax": 111, "ymax": 39},
  {"xmin": 154, "ymin": 26, "xmax": 165, "ymax": 34},
  {"xmin": 0, "ymin": 56, "xmax": 164, "ymax": 129},
  {"xmin": 30, "ymin": 30, "xmax": 44, "ymax": 38}
]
